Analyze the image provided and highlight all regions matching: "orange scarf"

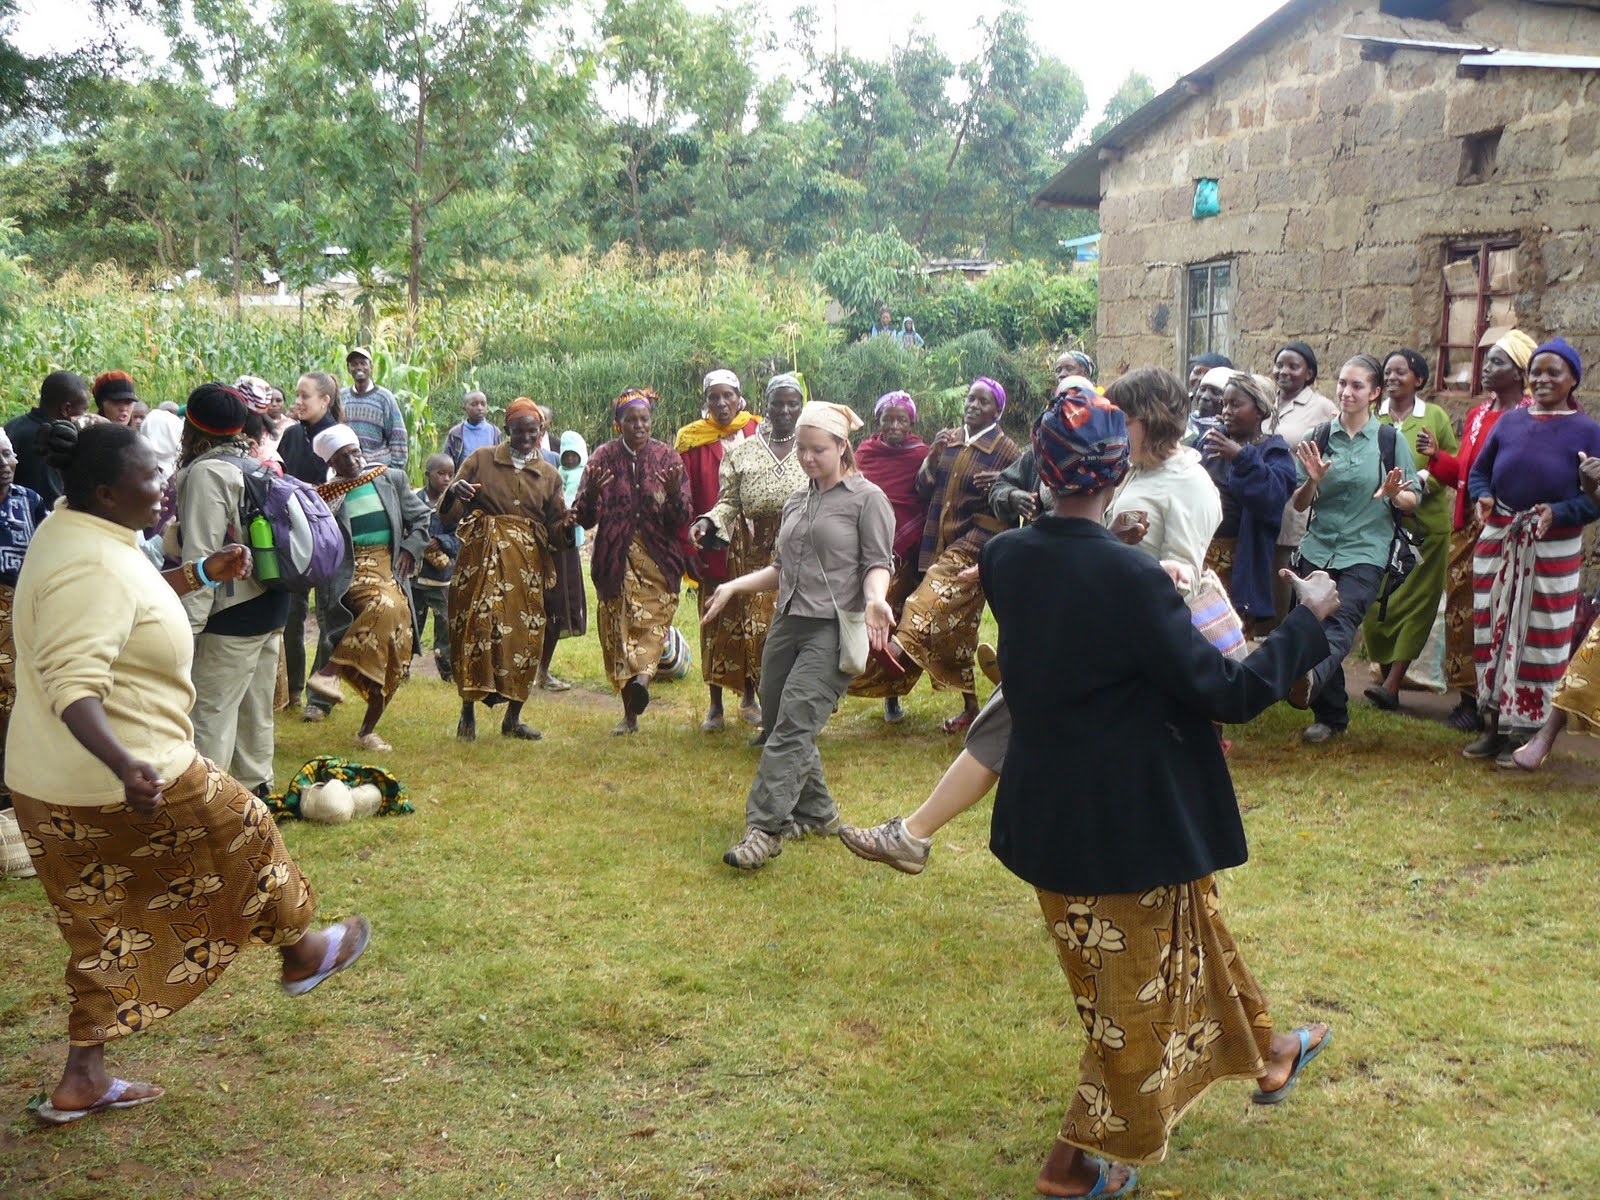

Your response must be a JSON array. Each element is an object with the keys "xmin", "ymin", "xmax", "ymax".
[
  {"xmin": 674, "ymin": 412, "xmax": 759, "ymax": 454},
  {"xmin": 317, "ymin": 464, "xmax": 386, "ymax": 504}
]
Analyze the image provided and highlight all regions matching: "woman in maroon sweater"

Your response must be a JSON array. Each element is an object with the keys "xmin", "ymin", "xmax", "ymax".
[{"xmin": 573, "ymin": 388, "xmax": 694, "ymax": 735}]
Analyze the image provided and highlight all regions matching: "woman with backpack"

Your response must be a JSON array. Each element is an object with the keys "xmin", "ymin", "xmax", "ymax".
[
  {"xmin": 169, "ymin": 384, "xmax": 291, "ymax": 796},
  {"xmin": 305, "ymin": 424, "xmax": 430, "ymax": 752},
  {"xmin": 1286, "ymin": 354, "xmax": 1420, "ymax": 744}
]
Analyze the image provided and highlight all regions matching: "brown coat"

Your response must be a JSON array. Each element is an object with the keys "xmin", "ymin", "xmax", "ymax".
[{"xmin": 440, "ymin": 444, "xmax": 569, "ymax": 535}]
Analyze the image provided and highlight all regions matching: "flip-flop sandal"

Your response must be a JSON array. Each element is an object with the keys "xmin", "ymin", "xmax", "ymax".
[
  {"xmin": 700, "ymin": 715, "xmax": 726, "ymax": 733},
  {"xmin": 282, "ymin": 916, "xmax": 372, "ymax": 997},
  {"xmin": 540, "ymin": 676, "xmax": 572, "ymax": 692},
  {"xmin": 1068, "ymin": 1156, "xmax": 1139, "ymax": 1197},
  {"xmin": 1251, "ymin": 1024, "xmax": 1332, "ymax": 1105},
  {"xmin": 33, "ymin": 1077, "xmax": 164, "ymax": 1125},
  {"xmin": 738, "ymin": 704, "xmax": 762, "ymax": 726},
  {"xmin": 942, "ymin": 712, "xmax": 976, "ymax": 735}
]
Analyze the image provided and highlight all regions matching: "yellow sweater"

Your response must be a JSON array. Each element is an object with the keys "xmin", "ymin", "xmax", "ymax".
[{"xmin": 7, "ymin": 505, "xmax": 197, "ymax": 806}]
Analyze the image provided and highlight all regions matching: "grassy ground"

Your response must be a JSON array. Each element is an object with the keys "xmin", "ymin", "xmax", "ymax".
[{"xmin": 3, "ymin": 591, "xmax": 1599, "ymax": 1199}]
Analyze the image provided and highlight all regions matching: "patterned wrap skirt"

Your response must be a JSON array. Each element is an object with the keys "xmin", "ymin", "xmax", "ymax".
[
  {"xmin": 1037, "ymin": 878, "xmax": 1275, "ymax": 1165},
  {"xmin": 698, "ymin": 513, "xmax": 779, "ymax": 691},
  {"xmin": 0, "ymin": 583, "xmax": 14, "ymax": 799},
  {"xmin": 1551, "ymin": 612, "xmax": 1600, "ymax": 734},
  {"xmin": 1443, "ymin": 521, "xmax": 1481, "ymax": 693},
  {"xmin": 895, "ymin": 547, "xmax": 984, "ymax": 693},
  {"xmin": 848, "ymin": 556, "xmax": 924, "ymax": 699},
  {"xmin": 597, "ymin": 535, "xmax": 680, "ymax": 689},
  {"xmin": 1473, "ymin": 511, "xmax": 1583, "ymax": 730},
  {"xmin": 330, "ymin": 545, "xmax": 414, "ymax": 704},
  {"xmin": 544, "ymin": 543, "xmax": 588, "ymax": 640},
  {"xmin": 449, "ymin": 514, "xmax": 552, "ymax": 704},
  {"xmin": 13, "ymin": 754, "xmax": 317, "ymax": 1046}
]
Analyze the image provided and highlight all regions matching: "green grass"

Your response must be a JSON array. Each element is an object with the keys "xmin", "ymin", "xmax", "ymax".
[{"xmin": 3, "ymin": 594, "xmax": 1599, "ymax": 1198}]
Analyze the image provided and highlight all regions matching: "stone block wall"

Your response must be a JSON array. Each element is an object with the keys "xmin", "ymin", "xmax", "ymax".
[{"xmin": 1094, "ymin": 0, "xmax": 1600, "ymax": 408}]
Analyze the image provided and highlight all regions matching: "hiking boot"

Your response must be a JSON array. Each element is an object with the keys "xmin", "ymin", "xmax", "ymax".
[
  {"xmin": 722, "ymin": 826, "xmax": 783, "ymax": 870},
  {"xmin": 839, "ymin": 816, "xmax": 931, "ymax": 875},
  {"xmin": 1494, "ymin": 732, "xmax": 1531, "ymax": 769},
  {"xmin": 1301, "ymin": 722, "xmax": 1342, "ymax": 744},
  {"xmin": 782, "ymin": 813, "xmax": 842, "ymax": 840},
  {"xmin": 1462, "ymin": 729, "xmax": 1505, "ymax": 760}
]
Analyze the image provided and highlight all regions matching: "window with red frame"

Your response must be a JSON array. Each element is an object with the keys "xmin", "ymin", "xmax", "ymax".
[{"xmin": 1438, "ymin": 238, "xmax": 1519, "ymax": 394}]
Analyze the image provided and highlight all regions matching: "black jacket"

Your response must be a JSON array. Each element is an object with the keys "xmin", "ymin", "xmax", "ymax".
[
  {"xmin": 4, "ymin": 409, "xmax": 63, "ymax": 508},
  {"xmin": 981, "ymin": 516, "xmax": 1329, "ymax": 895},
  {"xmin": 278, "ymin": 412, "xmax": 339, "ymax": 486},
  {"xmin": 988, "ymin": 449, "xmax": 1037, "ymax": 521}
]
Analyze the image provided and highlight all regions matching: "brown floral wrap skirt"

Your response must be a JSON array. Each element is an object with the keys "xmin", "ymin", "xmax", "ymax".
[
  {"xmin": 449, "ymin": 513, "xmax": 552, "ymax": 704},
  {"xmin": 597, "ymin": 535, "xmax": 680, "ymax": 689},
  {"xmin": 330, "ymin": 545, "xmax": 414, "ymax": 704}
]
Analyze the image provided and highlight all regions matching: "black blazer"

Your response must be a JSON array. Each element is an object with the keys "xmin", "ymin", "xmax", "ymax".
[{"xmin": 980, "ymin": 515, "xmax": 1330, "ymax": 895}]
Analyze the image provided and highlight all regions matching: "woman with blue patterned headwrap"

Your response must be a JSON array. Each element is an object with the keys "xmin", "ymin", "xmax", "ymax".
[{"xmin": 856, "ymin": 386, "xmax": 1342, "ymax": 1197}]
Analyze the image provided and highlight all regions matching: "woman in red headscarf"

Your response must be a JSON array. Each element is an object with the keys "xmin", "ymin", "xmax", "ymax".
[
  {"xmin": 573, "ymin": 388, "xmax": 694, "ymax": 735},
  {"xmin": 848, "ymin": 391, "xmax": 930, "ymax": 722}
]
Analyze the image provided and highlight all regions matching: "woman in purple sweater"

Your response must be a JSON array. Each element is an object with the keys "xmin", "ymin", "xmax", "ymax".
[{"xmin": 1465, "ymin": 338, "xmax": 1600, "ymax": 765}]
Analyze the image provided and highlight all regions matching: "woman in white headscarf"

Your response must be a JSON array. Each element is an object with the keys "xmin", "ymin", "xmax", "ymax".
[
  {"xmin": 701, "ymin": 402, "xmax": 896, "ymax": 871},
  {"xmin": 305, "ymin": 424, "xmax": 430, "ymax": 752}
]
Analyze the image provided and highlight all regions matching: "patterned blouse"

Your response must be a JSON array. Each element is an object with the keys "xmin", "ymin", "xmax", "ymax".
[
  {"xmin": 572, "ymin": 437, "xmax": 694, "ymax": 600},
  {"xmin": 0, "ymin": 484, "xmax": 48, "ymax": 588},
  {"xmin": 703, "ymin": 434, "xmax": 809, "ymax": 541},
  {"xmin": 916, "ymin": 426, "xmax": 1021, "ymax": 571}
]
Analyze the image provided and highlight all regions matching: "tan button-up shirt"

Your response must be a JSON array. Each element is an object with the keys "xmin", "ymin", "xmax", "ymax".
[{"xmin": 773, "ymin": 473, "xmax": 895, "ymax": 617}]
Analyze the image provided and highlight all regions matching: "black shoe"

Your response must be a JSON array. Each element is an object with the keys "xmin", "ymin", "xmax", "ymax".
[
  {"xmin": 1463, "ymin": 729, "xmax": 1506, "ymax": 759},
  {"xmin": 1363, "ymin": 684, "xmax": 1400, "ymax": 711}
]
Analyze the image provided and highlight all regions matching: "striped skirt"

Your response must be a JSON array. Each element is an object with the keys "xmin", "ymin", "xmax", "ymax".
[{"xmin": 1473, "ymin": 511, "xmax": 1583, "ymax": 731}]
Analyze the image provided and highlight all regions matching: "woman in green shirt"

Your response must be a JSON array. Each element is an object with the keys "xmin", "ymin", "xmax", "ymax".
[
  {"xmin": 1362, "ymin": 349, "xmax": 1459, "ymax": 711},
  {"xmin": 306, "ymin": 424, "xmax": 430, "ymax": 751}
]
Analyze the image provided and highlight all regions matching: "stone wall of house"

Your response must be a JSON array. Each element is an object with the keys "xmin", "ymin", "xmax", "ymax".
[{"xmin": 1095, "ymin": 0, "xmax": 1600, "ymax": 402}]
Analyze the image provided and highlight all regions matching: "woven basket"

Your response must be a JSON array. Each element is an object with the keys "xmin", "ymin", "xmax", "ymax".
[{"xmin": 0, "ymin": 808, "xmax": 36, "ymax": 878}]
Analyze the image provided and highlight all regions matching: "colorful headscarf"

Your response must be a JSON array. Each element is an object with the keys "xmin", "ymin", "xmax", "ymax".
[
  {"xmin": 1054, "ymin": 375, "xmax": 1097, "ymax": 403},
  {"xmin": 1383, "ymin": 348, "xmax": 1430, "ymax": 387},
  {"xmin": 184, "ymin": 382, "xmax": 249, "ymax": 437},
  {"xmin": 795, "ymin": 401, "xmax": 864, "ymax": 442},
  {"xmin": 971, "ymin": 376, "xmax": 1007, "ymax": 414},
  {"xmin": 1532, "ymin": 337, "xmax": 1583, "ymax": 387},
  {"xmin": 874, "ymin": 391, "xmax": 917, "ymax": 423},
  {"xmin": 1060, "ymin": 351, "xmax": 1096, "ymax": 381},
  {"xmin": 613, "ymin": 387, "xmax": 657, "ymax": 431},
  {"xmin": 234, "ymin": 375, "xmax": 273, "ymax": 413},
  {"xmin": 1032, "ymin": 393, "xmax": 1130, "ymax": 497},
  {"xmin": 506, "ymin": 397, "xmax": 541, "ymax": 424},
  {"xmin": 1491, "ymin": 328, "xmax": 1538, "ymax": 373}
]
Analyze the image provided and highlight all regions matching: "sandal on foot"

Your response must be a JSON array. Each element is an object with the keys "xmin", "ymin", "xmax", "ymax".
[
  {"xmin": 942, "ymin": 711, "xmax": 976, "ymax": 735},
  {"xmin": 501, "ymin": 723, "xmax": 543, "ymax": 741},
  {"xmin": 282, "ymin": 916, "xmax": 371, "ymax": 997},
  {"xmin": 1510, "ymin": 741, "xmax": 1549, "ymax": 772},
  {"xmin": 1070, "ymin": 1157, "xmax": 1139, "ymax": 1198},
  {"xmin": 612, "ymin": 720, "xmax": 638, "ymax": 736},
  {"xmin": 539, "ymin": 675, "xmax": 572, "ymax": 692},
  {"xmin": 701, "ymin": 714, "xmax": 726, "ymax": 733},
  {"xmin": 33, "ymin": 1078, "xmax": 164, "ymax": 1125},
  {"xmin": 738, "ymin": 704, "xmax": 762, "ymax": 726},
  {"xmin": 1251, "ymin": 1024, "xmax": 1332, "ymax": 1105}
]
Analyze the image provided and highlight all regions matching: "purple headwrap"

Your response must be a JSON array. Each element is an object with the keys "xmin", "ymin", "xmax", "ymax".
[
  {"xmin": 1032, "ymin": 393, "xmax": 1130, "ymax": 497},
  {"xmin": 1532, "ymin": 337, "xmax": 1583, "ymax": 387},
  {"xmin": 972, "ymin": 376, "xmax": 1007, "ymax": 414},
  {"xmin": 874, "ymin": 390, "xmax": 917, "ymax": 423}
]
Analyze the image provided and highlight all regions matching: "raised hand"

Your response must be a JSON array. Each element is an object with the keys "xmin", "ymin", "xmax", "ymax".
[
  {"xmin": 1295, "ymin": 440, "xmax": 1330, "ymax": 484},
  {"xmin": 1373, "ymin": 467, "xmax": 1406, "ymax": 501},
  {"xmin": 1581, "ymin": 451, "xmax": 1600, "ymax": 501},
  {"xmin": 1278, "ymin": 568, "xmax": 1341, "ymax": 622},
  {"xmin": 1202, "ymin": 428, "xmax": 1242, "ymax": 461},
  {"xmin": 1110, "ymin": 509, "xmax": 1149, "ymax": 545}
]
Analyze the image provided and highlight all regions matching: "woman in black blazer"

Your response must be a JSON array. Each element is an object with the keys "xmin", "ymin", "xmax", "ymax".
[{"xmin": 977, "ymin": 391, "xmax": 1339, "ymax": 1198}]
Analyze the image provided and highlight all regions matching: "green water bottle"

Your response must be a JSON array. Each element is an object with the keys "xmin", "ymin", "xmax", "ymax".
[{"xmin": 248, "ymin": 515, "xmax": 281, "ymax": 582}]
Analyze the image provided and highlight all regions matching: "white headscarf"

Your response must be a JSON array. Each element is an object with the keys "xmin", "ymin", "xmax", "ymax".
[
  {"xmin": 795, "ymin": 401, "xmax": 863, "ymax": 442},
  {"xmin": 312, "ymin": 424, "xmax": 361, "ymax": 463},
  {"xmin": 141, "ymin": 408, "xmax": 184, "ymax": 482}
]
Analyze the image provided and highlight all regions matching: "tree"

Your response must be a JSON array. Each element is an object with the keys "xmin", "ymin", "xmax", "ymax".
[{"xmin": 1091, "ymin": 71, "xmax": 1156, "ymax": 142}]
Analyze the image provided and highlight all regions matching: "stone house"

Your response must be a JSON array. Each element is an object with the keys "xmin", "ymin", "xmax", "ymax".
[{"xmin": 1036, "ymin": 0, "xmax": 1600, "ymax": 401}]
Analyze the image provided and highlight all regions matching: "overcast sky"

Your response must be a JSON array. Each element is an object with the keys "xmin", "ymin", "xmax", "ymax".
[{"xmin": 13, "ymin": 0, "xmax": 1287, "ymax": 128}]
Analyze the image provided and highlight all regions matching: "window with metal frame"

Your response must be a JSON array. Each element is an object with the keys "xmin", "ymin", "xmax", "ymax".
[
  {"xmin": 1438, "ymin": 238, "xmax": 1519, "ymax": 394},
  {"xmin": 1186, "ymin": 260, "xmax": 1233, "ymax": 363}
]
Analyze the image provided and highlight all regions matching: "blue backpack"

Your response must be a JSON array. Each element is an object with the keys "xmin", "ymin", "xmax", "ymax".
[{"xmin": 220, "ymin": 457, "xmax": 346, "ymax": 592}]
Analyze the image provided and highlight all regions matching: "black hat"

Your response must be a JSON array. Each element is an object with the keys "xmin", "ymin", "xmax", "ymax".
[{"xmin": 184, "ymin": 382, "xmax": 249, "ymax": 436}]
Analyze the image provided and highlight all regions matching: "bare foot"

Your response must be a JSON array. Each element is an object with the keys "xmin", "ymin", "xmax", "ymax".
[
  {"xmin": 1512, "ymin": 738, "xmax": 1552, "ymax": 771},
  {"xmin": 1256, "ymin": 1021, "xmax": 1332, "ymax": 1096},
  {"xmin": 1036, "ymin": 1141, "xmax": 1135, "ymax": 1197}
]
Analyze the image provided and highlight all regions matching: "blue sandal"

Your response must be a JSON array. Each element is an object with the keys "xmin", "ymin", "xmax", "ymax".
[
  {"xmin": 1066, "ymin": 1156, "xmax": 1138, "ymax": 1197},
  {"xmin": 1251, "ymin": 1024, "xmax": 1332, "ymax": 1105}
]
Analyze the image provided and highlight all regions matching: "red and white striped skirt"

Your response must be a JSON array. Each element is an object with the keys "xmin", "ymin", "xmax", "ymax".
[{"xmin": 1473, "ymin": 510, "xmax": 1583, "ymax": 730}]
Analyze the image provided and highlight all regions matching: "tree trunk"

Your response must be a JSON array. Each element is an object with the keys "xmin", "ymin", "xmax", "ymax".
[
  {"xmin": 628, "ymin": 140, "xmax": 646, "ymax": 255},
  {"xmin": 408, "ymin": 27, "xmax": 430, "ymax": 325}
]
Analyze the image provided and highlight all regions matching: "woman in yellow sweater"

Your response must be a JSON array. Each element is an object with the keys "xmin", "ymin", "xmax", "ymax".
[{"xmin": 8, "ymin": 420, "xmax": 369, "ymax": 1125}]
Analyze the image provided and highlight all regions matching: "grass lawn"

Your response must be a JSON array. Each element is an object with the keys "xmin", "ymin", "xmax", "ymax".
[{"xmin": 3, "ymin": 590, "xmax": 1599, "ymax": 1199}]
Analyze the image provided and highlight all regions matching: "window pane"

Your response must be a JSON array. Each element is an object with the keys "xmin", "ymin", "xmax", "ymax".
[
  {"xmin": 1488, "ymin": 248, "xmax": 1518, "ymax": 293},
  {"xmin": 1211, "ymin": 312, "xmax": 1232, "ymax": 359},
  {"xmin": 1189, "ymin": 316, "xmax": 1209, "ymax": 357},
  {"xmin": 1443, "ymin": 346, "xmax": 1472, "ymax": 388},
  {"xmin": 1211, "ymin": 265, "xmax": 1232, "ymax": 312},
  {"xmin": 1443, "ymin": 253, "xmax": 1479, "ymax": 298},
  {"xmin": 1486, "ymin": 295, "xmax": 1517, "ymax": 328},
  {"xmin": 1189, "ymin": 268, "xmax": 1209, "ymax": 315},
  {"xmin": 1447, "ymin": 296, "xmax": 1479, "ymax": 346}
]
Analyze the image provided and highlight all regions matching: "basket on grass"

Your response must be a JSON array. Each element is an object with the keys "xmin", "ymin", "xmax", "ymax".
[{"xmin": 0, "ymin": 809, "xmax": 37, "ymax": 879}]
